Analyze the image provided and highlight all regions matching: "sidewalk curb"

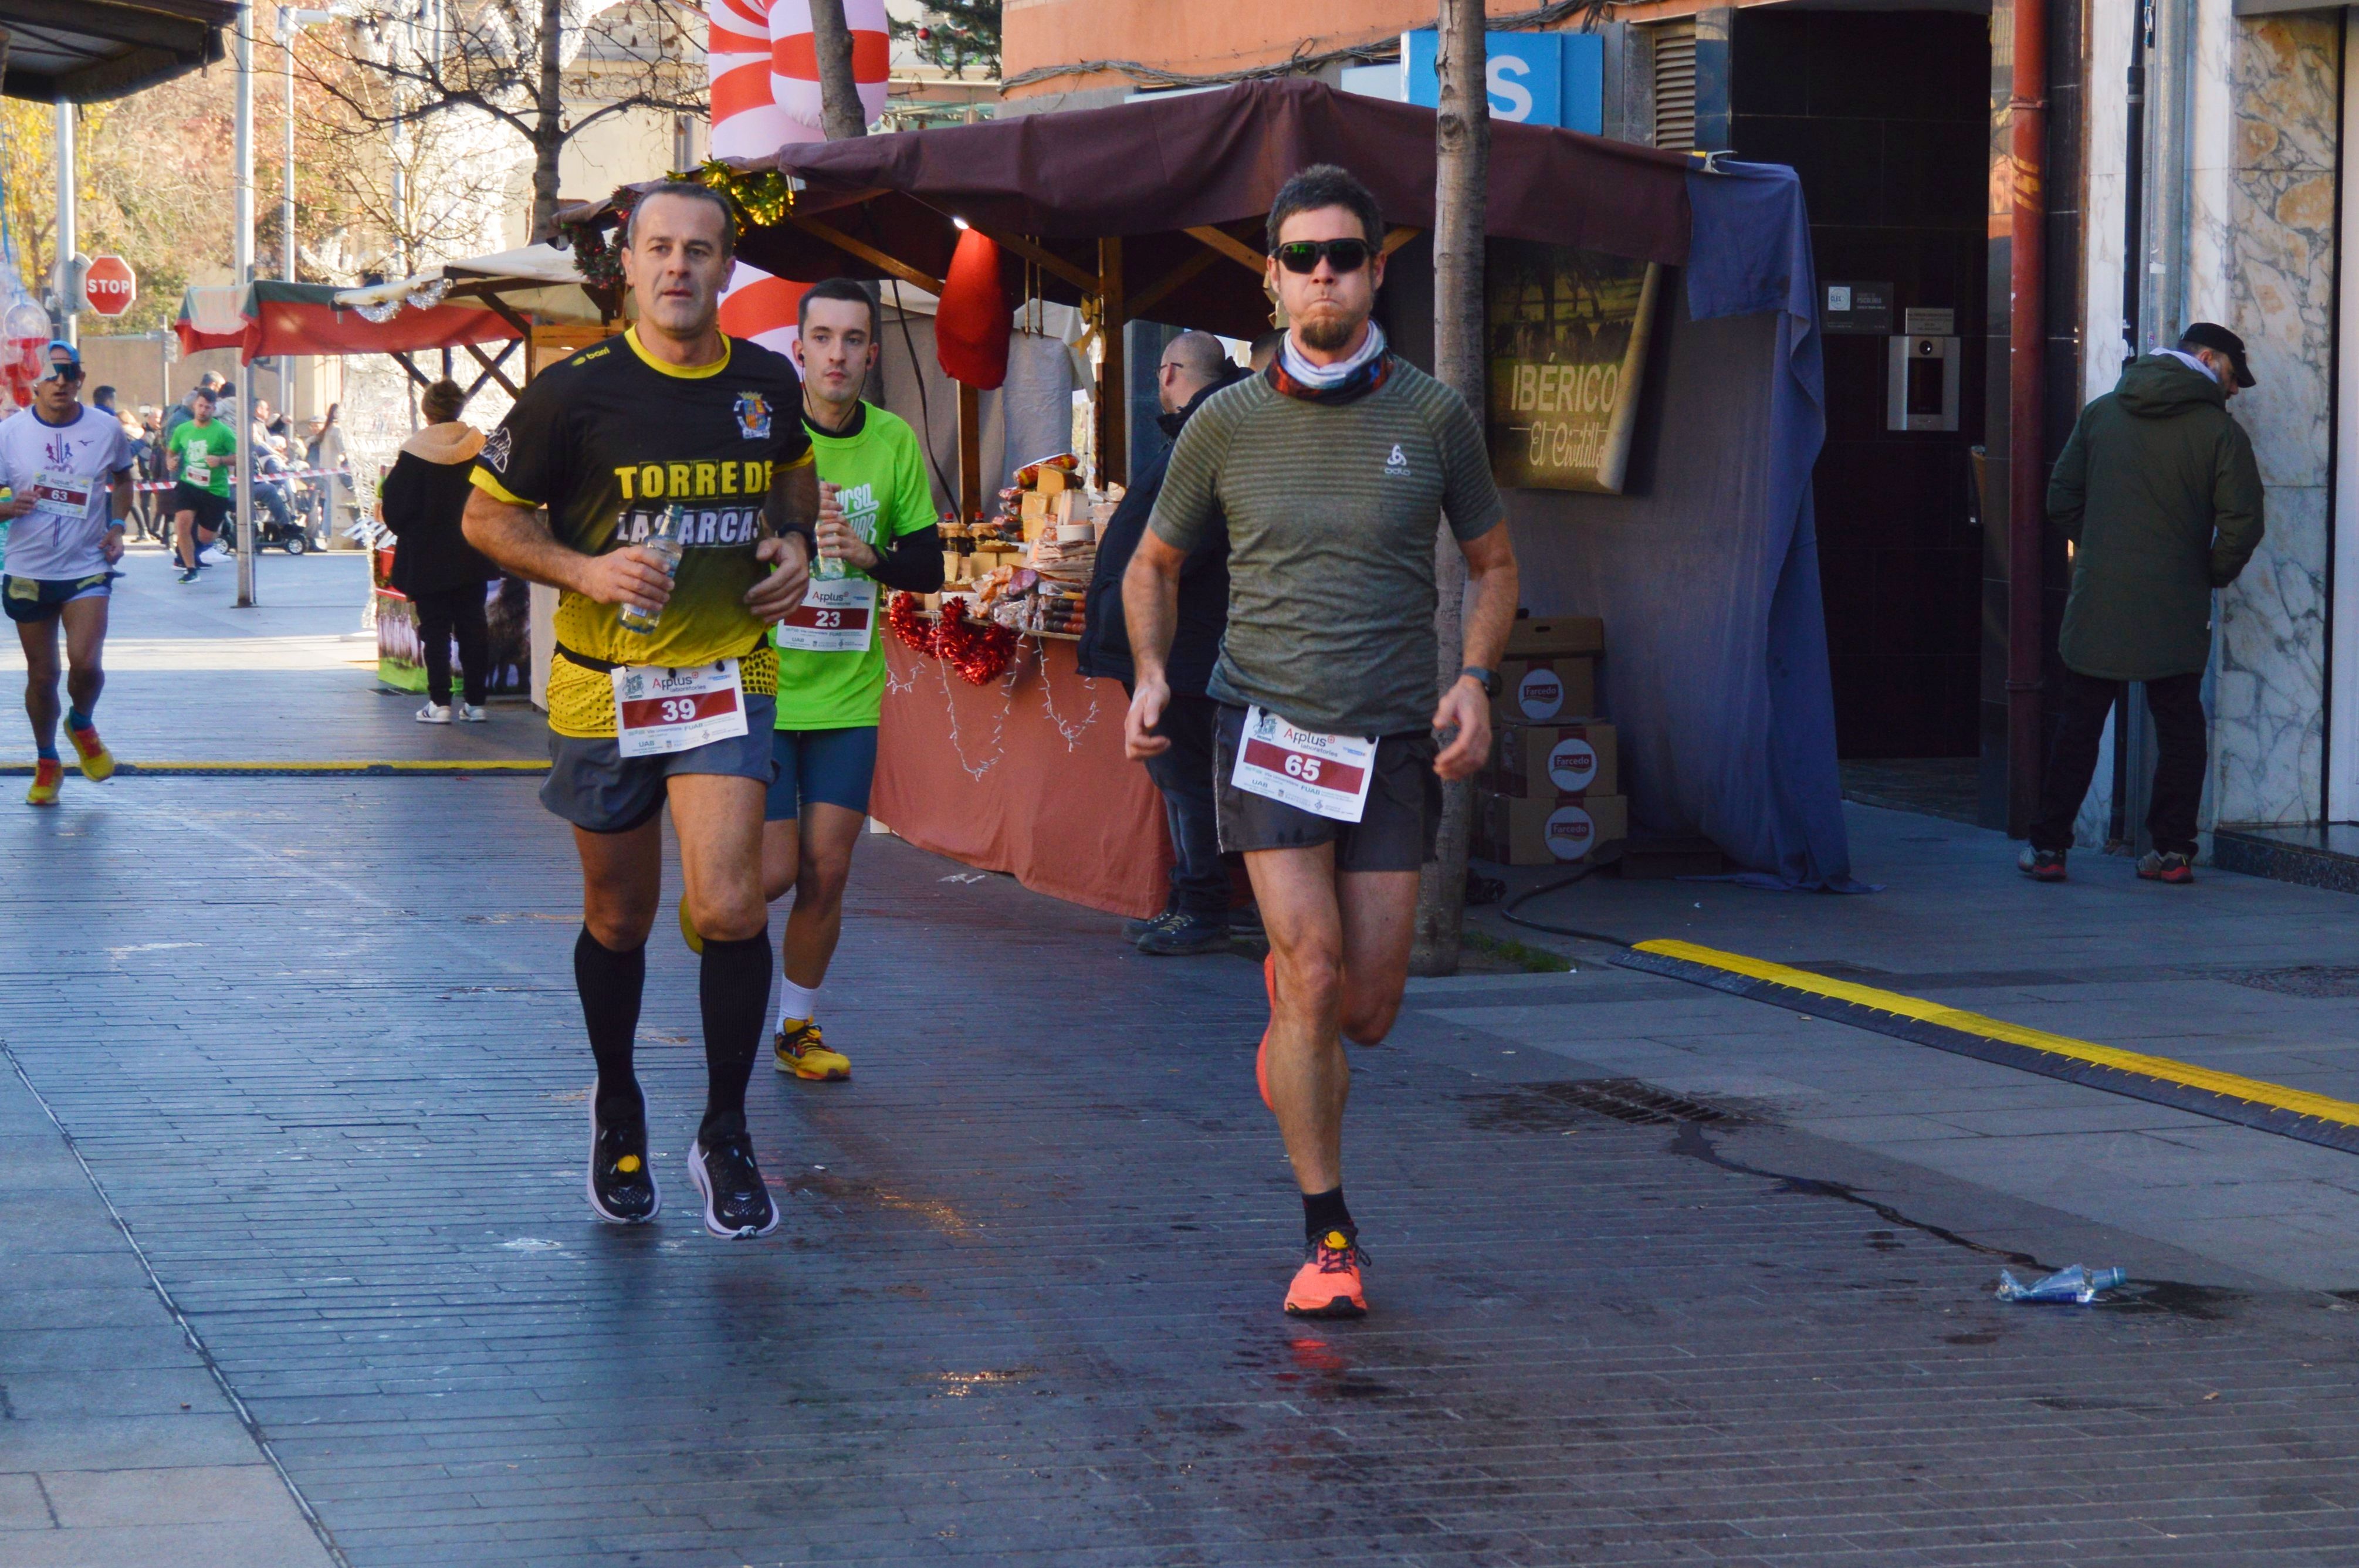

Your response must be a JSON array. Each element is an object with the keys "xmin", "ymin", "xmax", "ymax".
[{"xmin": 1616, "ymin": 939, "xmax": 2359, "ymax": 1157}]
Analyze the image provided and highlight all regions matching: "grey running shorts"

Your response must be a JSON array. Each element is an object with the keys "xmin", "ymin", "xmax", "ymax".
[
  {"xmin": 541, "ymin": 692, "xmax": 779, "ymax": 834},
  {"xmin": 1211, "ymin": 702, "xmax": 1441, "ymax": 872}
]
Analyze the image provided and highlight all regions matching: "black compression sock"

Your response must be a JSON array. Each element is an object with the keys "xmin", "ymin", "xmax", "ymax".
[
  {"xmin": 574, "ymin": 927, "xmax": 646, "ymax": 1124},
  {"xmin": 1303, "ymin": 1186, "xmax": 1355, "ymax": 1243},
  {"xmin": 697, "ymin": 930, "xmax": 772, "ymax": 1147}
]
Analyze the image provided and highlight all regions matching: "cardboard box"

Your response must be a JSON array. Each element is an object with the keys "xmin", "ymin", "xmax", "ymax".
[
  {"xmin": 1476, "ymin": 793, "xmax": 1628, "ymax": 866},
  {"xmin": 1488, "ymin": 722, "xmax": 1617, "ymax": 798},
  {"xmin": 1494, "ymin": 655, "xmax": 1596, "ymax": 726},
  {"xmin": 1504, "ymin": 615, "xmax": 1604, "ymax": 658}
]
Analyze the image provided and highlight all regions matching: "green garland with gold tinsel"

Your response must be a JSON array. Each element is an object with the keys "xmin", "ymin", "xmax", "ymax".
[{"xmin": 557, "ymin": 162, "xmax": 798, "ymax": 293}]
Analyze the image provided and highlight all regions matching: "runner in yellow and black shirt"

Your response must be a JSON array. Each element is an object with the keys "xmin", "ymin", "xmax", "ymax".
[{"xmin": 463, "ymin": 182, "xmax": 820, "ymax": 1242}]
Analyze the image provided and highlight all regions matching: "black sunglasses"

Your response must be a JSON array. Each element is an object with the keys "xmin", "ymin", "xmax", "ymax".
[{"xmin": 1271, "ymin": 238, "xmax": 1372, "ymax": 275}]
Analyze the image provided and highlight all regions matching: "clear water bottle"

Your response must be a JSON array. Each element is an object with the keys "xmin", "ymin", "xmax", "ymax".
[
  {"xmin": 813, "ymin": 480, "xmax": 848, "ymax": 582},
  {"xmin": 619, "ymin": 504, "xmax": 685, "ymax": 636}
]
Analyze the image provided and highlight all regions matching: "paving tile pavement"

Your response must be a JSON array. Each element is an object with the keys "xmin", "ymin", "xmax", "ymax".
[{"xmin": 4, "ymin": 778, "xmax": 2359, "ymax": 1563}]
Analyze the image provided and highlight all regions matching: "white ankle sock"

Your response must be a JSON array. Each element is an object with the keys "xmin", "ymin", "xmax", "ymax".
[{"xmin": 777, "ymin": 978, "xmax": 820, "ymax": 1034}]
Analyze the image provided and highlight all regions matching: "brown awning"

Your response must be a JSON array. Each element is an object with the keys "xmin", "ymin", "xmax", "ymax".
[
  {"xmin": 578, "ymin": 79, "xmax": 1694, "ymax": 341},
  {"xmin": 0, "ymin": 0, "xmax": 236, "ymax": 103}
]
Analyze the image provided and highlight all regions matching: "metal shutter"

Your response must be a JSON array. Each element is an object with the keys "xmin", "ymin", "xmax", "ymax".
[{"xmin": 1652, "ymin": 21, "xmax": 1697, "ymax": 151}]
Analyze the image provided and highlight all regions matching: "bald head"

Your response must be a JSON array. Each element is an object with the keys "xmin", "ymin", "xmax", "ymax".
[{"xmin": 1156, "ymin": 331, "xmax": 1234, "ymax": 412}]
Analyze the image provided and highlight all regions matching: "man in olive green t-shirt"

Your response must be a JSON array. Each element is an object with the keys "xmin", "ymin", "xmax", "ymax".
[{"xmin": 1125, "ymin": 165, "xmax": 1520, "ymax": 1322}]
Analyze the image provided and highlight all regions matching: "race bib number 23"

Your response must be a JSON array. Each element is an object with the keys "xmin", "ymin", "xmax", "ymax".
[
  {"xmin": 774, "ymin": 575, "xmax": 875, "ymax": 653},
  {"xmin": 610, "ymin": 659, "xmax": 748, "ymax": 759},
  {"xmin": 1231, "ymin": 706, "xmax": 1378, "ymax": 824}
]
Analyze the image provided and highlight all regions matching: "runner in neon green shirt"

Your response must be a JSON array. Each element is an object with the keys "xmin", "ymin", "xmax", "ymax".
[{"xmin": 681, "ymin": 279, "xmax": 942, "ymax": 1081}]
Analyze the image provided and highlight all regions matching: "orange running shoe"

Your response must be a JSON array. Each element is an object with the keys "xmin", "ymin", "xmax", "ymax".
[
  {"xmin": 1284, "ymin": 1230, "xmax": 1369, "ymax": 1319},
  {"xmin": 1255, "ymin": 951, "xmax": 1276, "ymax": 1110},
  {"xmin": 25, "ymin": 757, "xmax": 63, "ymax": 807},
  {"xmin": 67, "ymin": 723, "xmax": 115, "ymax": 782}
]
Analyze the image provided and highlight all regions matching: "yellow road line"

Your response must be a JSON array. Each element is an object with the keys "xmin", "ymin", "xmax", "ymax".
[{"xmin": 1636, "ymin": 938, "xmax": 2359, "ymax": 1129}]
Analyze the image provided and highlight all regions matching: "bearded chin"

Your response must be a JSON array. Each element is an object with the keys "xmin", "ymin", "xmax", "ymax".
[{"xmin": 1297, "ymin": 310, "xmax": 1363, "ymax": 353}]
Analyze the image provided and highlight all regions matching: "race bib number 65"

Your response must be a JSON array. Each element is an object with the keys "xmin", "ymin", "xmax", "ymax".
[
  {"xmin": 611, "ymin": 659, "xmax": 748, "ymax": 758},
  {"xmin": 1231, "ymin": 705, "xmax": 1378, "ymax": 824}
]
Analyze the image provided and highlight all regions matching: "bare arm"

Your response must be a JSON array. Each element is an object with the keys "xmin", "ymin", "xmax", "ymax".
[
  {"xmin": 746, "ymin": 455, "xmax": 819, "ymax": 623},
  {"xmin": 1431, "ymin": 522, "xmax": 1521, "ymax": 781},
  {"xmin": 462, "ymin": 488, "xmax": 673, "ymax": 614},
  {"xmin": 1121, "ymin": 530, "xmax": 1189, "ymax": 758}
]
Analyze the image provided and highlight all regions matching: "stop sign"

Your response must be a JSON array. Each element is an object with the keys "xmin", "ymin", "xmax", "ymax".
[{"xmin": 83, "ymin": 255, "xmax": 136, "ymax": 317}]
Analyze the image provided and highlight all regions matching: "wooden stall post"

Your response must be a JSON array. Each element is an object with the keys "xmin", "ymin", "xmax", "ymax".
[
  {"xmin": 1095, "ymin": 236, "xmax": 1125, "ymax": 487},
  {"xmin": 957, "ymin": 381, "xmax": 983, "ymax": 521}
]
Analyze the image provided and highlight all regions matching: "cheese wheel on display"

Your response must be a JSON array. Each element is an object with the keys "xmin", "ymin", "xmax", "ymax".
[{"xmin": 770, "ymin": 0, "xmax": 892, "ymax": 132}]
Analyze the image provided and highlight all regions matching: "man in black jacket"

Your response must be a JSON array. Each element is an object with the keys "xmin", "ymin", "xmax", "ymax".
[{"xmin": 1079, "ymin": 331, "xmax": 1244, "ymax": 954}]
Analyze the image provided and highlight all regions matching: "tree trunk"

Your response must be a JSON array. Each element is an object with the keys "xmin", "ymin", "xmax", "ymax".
[
  {"xmin": 1411, "ymin": 0, "xmax": 1490, "ymax": 978},
  {"xmin": 808, "ymin": 0, "xmax": 869, "ymax": 140},
  {"xmin": 530, "ymin": 0, "xmax": 566, "ymax": 241}
]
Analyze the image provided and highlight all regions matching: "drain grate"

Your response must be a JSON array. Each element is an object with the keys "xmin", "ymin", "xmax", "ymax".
[
  {"xmin": 1465, "ymin": 1078, "xmax": 1742, "ymax": 1133},
  {"xmin": 2213, "ymin": 966, "xmax": 2359, "ymax": 998}
]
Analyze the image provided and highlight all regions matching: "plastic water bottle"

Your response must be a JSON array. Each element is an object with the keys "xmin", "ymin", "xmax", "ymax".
[
  {"xmin": 1995, "ymin": 1264, "xmax": 2127, "ymax": 1303},
  {"xmin": 619, "ymin": 504, "xmax": 685, "ymax": 636}
]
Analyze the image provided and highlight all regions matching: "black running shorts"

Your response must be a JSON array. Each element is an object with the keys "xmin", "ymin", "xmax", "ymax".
[
  {"xmin": 172, "ymin": 483, "xmax": 229, "ymax": 533},
  {"xmin": 1211, "ymin": 702, "xmax": 1440, "ymax": 872}
]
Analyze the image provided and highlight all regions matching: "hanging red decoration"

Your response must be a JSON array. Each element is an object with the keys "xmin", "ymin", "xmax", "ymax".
[
  {"xmin": 886, "ymin": 591, "xmax": 1016, "ymax": 684},
  {"xmin": 934, "ymin": 225, "xmax": 1010, "ymax": 390}
]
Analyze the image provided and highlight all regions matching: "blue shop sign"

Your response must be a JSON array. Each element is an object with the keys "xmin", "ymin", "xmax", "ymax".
[{"xmin": 1401, "ymin": 29, "xmax": 1603, "ymax": 133}]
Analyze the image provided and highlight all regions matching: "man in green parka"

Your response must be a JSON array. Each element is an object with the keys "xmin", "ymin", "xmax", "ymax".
[{"xmin": 2021, "ymin": 322, "xmax": 2265, "ymax": 885}]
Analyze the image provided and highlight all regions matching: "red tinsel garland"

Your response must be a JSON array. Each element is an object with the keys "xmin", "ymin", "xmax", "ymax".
[{"xmin": 887, "ymin": 591, "xmax": 1016, "ymax": 685}]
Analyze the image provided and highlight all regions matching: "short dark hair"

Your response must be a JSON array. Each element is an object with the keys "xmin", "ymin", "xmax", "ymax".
[
  {"xmin": 624, "ymin": 182, "xmax": 737, "ymax": 258},
  {"xmin": 190, "ymin": 388, "xmax": 216, "ymax": 405},
  {"xmin": 798, "ymin": 277, "xmax": 879, "ymax": 339},
  {"xmin": 421, "ymin": 378, "xmax": 468, "ymax": 423},
  {"xmin": 1267, "ymin": 164, "xmax": 1382, "ymax": 252}
]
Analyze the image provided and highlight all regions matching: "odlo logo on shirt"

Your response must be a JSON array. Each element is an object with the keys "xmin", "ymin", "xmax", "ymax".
[{"xmin": 1384, "ymin": 442, "xmax": 1411, "ymax": 477}]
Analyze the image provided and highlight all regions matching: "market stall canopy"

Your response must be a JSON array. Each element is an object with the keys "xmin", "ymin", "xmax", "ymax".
[
  {"xmin": 0, "ymin": 0, "xmax": 236, "ymax": 103},
  {"xmin": 336, "ymin": 243, "xmax": 617, "ymax": 330},
  {"xmin": 174, "ymin": 279, "xmax": 524, "ymax": 364},
  {"xmin": 567, "ymin": 77, "xmax": 1694, "ymax": 341}
]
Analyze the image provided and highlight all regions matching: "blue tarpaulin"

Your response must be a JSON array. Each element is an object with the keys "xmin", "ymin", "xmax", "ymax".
[{"xmin": 1505, "ymin": 160, "xmax": 1865, "ymax": 890}]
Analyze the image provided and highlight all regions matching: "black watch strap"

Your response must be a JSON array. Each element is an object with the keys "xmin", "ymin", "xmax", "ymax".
[{"xmin": 1461, "ymin": 665, "xmax": 1500, "ymax": 697}]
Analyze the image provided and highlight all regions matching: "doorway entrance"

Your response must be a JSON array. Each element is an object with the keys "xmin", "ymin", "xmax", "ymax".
[{"xmin": 1731, "ymin": 6, "xmax": 1992, "ymax": 793}]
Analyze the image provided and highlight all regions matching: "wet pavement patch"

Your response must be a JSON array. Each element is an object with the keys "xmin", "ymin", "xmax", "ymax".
[
  {"xmin": 1461, "ymin": 1077, "xmax": 1744, "ymax": 1131},
  {"xmin": 2214, "ymin": 964, "xmax": 2359, "ymax": 998}
]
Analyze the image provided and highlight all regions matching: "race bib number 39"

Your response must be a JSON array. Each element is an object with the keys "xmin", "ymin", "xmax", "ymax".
[
  {"xmin": 775, "ymin": 575, "xmax": 876, "ymax": 653},
  {"xmin": 1231, "ymin": 705, "xmax": 1378, "ymax": 824},
  {"xmin": 611, "ymin": 659, "xmax": 748, "ymax": 758}
]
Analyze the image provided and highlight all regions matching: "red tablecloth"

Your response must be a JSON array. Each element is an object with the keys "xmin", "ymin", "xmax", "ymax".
[{"xmin": 874, "ymin": 636, "xmax": 1172, "ymax": 918}]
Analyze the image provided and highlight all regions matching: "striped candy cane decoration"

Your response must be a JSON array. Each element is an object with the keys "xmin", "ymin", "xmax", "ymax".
[
  {"xmin": 708, "ymin": 0, "xmax": 817, "ymax": 354},
  {"xmin": 769, "ymin": 0, "xmax": 892, "ymax": 131}
]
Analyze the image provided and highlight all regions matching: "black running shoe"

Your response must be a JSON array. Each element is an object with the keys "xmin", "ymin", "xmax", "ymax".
[
  {"xmin": 687, "ymin": 1131, "xmax": 779, "ymax": 1238},
  {"xmin": 586, "ymin": 1083, "xmax": 658, "ymax": 1224},
  {"xmin": 1123, "ymin": 905, "xmax": 1180, "ymax": 942}
]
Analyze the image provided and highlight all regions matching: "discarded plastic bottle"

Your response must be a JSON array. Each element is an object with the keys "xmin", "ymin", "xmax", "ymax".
[
  {"xmin": 619, "ymin": 504, "xmax": 685, "ymax": 636},
  {"xmin": 1995, "ymin": 1264, "xmax": 2127, "ymax": 1304}
]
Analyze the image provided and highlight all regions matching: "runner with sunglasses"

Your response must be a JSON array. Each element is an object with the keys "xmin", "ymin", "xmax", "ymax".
[
  {"xmin": 0, "ymin": 341, "xmax": 135, "ymax": 805},
  {"xmin": 1123, "ymin": 164, "xmax": 1520, "ymax": 1318}
]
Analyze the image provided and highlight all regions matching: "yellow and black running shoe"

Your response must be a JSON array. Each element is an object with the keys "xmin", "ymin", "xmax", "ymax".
[{"xmin": 773, "ymin": 1020, "xmax": 851, "ymax": 1081}]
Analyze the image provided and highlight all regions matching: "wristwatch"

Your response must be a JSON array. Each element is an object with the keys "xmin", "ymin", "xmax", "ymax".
[{"xmin": 1461, "ymin": 665, "xmax": 1501, "ymax": 697}]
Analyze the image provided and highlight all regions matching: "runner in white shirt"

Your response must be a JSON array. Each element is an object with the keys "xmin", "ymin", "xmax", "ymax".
[{"xmin": 0, "ymin": 341, "xmax": 135, "ymax": 805}]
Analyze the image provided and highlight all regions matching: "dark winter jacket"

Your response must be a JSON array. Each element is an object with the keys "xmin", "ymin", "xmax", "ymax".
[
  {"xmin": 383, "ymin": 422, "xmax": 499, "ymax": 598},
  {"xmin": 1077, "ymin": 368, "xmax": 1246, "ymax": 693},
  {"xmin": 2048, "ymin": 353, "xmax": 2266, "ymax": 682}
]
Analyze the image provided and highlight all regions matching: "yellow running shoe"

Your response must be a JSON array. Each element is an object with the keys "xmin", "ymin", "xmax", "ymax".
[
  {"xmin": 774, "ymin": 1020, "xmax": 850, "ymax": 1081},
  {"xmin": 26, "ymin": 757, "xmax": 63, "ymax": 807},
  {"xmin": 677, "ymin": 896, "xmax": 703, "ymax": 955},
  {"xmin": 67, "ymin": 723, "xmax": 115, "ymax": 782}
]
